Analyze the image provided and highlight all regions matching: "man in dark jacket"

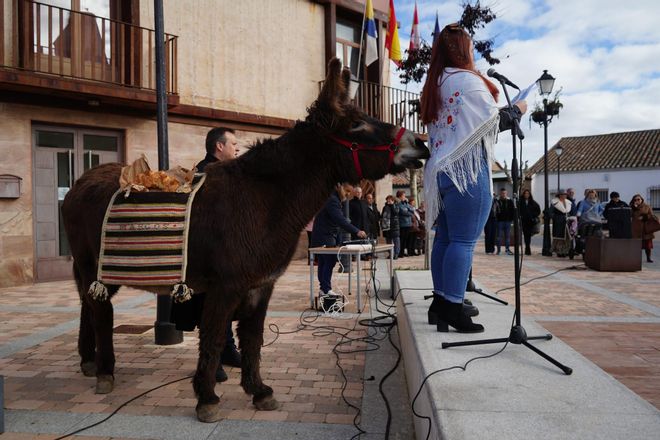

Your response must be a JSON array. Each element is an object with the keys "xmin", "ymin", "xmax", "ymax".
[
  {"xmin": 381, "ymin": 195, "xmax": 401, "ymax": 258},
  {"xmin": 496, "ymin": 188, "xmax": 515, "ymax": 255},
  {"xmin": 604, "ymin": 191, "xmax": 632, "ymax": 239},
  {"xmin": 312, "ymin": 185, "xmax": 367, "ymax": 297},
  {"xmin": 365, "ymin": 193, "xmax": 380, "ymax": 240},
  {"xmin": 349, "ymin": 186, "xmax": 370, "ymax": 240},
  {"xmin": 171, "ymin": 127, "xmax": 241, "ymax": 383},
  {"xmin": 484, "ymin": 194, "xmax": 498, "ymax": 254}
]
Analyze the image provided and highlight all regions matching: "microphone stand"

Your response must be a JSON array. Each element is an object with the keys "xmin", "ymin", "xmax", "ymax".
[
  {"xmin": 441, "ymin": 77, "xmax": 572, "ymax": 376},
  {"xmin": 466, "ymin": 268, "xmax": 508, "ymax": 305}
]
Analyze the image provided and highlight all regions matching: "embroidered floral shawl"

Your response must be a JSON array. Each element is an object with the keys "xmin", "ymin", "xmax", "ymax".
[{"xmin": 423, "ymin": 68, "xmax": 500, "ymax": 230}]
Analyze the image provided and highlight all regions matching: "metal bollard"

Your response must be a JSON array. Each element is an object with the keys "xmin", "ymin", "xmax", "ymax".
[{"xmin": 1, "ymin": 375, "xmax": 4, "ymax": 433}]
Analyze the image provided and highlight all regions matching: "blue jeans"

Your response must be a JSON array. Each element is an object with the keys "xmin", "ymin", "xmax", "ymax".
[
  {"xmin": 387, "ymin": 236, "xmax": 401, "ymax": 259},
  {"xmin": 431, "ymin": 162, "xmax": 491, "ymax": 304},
  {"xmin": 317, "ymin": 254, "xmax": 337, "ymax": 293},
  {"xmin": 497, "ymin": 221, "xmax": 512, "ymax": 251}
]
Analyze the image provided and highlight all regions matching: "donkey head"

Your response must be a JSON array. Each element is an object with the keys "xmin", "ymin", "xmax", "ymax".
[{"xmin": 307, "ymin": 58, "xmax": 429, "ymax": 183}]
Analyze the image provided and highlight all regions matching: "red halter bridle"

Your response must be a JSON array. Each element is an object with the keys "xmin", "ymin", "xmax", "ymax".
[{"xmin": 330, "ymin": 127, "xmax": 407, "ymax": 180}]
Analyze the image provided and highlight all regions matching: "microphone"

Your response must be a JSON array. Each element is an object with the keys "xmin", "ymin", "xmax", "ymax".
[{"xmin": 487, "ymin": 68, "xmax": 520, "ymax": 90}]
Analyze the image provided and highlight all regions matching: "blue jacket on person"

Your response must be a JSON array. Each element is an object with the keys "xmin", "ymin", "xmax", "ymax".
[
  {"xmin": 398, "ymin": 201, "xmax": 414, "ymax": 228},
  {"xmin": 311, "ymin": 191, "xmax": 360, "ymax": 247},
  {"xmin": 576, "ymin": 198, "xmax": 604, "ymax": 224}
]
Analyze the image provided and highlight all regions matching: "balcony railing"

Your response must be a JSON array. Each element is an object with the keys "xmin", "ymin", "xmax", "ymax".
[
  {"xmin": 355, "ymin": 81, "xmax": 425, "ymax": 134},
  {"xmin": 1, "ymin": 0, "xmax": 178, "ymax": 93},
  {"xmin": 320, "ymin": 80, "xmax": 425, "ymax": 134}
]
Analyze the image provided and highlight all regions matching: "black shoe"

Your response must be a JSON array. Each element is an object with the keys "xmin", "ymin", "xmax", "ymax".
[
  {"xmin": 429, "ymin": 296, "xmax": 484, "ymax": 333},
  {"xmin": 215, "ymin": 364, "xmax": 228, "ymax": 383},
  {"xmin": 647, "ymin": 258, "xmax": 654, "ymax": 263},
  {"xmin": 427, "ymin": 296, "xmax": 480, "ymax": 325},
  {"xmin": 221, "ymin": 346, "xmax": 242, "ymax": 368},
  {"xmin": 463, "ymin": 301, "xmax": 479, "ymax": 317},
  {"xmin": 525, "ymin": 247, "xmax": 531, "ymax": 256}
]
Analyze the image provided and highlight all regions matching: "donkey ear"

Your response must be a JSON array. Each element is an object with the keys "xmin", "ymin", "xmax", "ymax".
[
  {"xmin": 339, "ymin": 67, "xmax": 351, "ymax": 104},
  {"xmin": 319, "ymin": 58, "xmax": 346, "ymax": 114}
]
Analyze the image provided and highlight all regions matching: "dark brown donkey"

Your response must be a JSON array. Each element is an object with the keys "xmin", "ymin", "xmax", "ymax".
[{"xmin": 61, "ymin": 59, "xmax": 429, "ymax": 422}]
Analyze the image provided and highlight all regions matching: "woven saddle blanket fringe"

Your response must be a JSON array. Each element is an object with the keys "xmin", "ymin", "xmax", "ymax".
[{"xmin": 89, "ymin": 174, "xmax": 206, "ymax": 302}]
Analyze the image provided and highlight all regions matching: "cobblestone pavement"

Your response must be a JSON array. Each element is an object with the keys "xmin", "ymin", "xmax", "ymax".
[
  {"xmin": 0, "ymin": 254, "xmax": 410, "ymax": 439},
  {"xmin": 1, "ymin": 241, "xmax": 659, "ymax": 439}
]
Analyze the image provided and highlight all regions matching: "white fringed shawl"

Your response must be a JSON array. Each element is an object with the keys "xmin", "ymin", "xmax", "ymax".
[{"xmin": 423, "ymin": 68, "xmax": 500, "ymax": 231}]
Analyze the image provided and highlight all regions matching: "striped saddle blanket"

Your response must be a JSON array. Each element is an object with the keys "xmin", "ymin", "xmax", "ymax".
[{"xmin": 88, "ymin": 174, "xmax": 206, "ymax": 302}]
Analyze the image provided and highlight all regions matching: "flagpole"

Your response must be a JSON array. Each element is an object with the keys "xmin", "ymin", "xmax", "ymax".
[{"xmin": 355, "ymin": 2, "xmax": 367, "ymax": 82}]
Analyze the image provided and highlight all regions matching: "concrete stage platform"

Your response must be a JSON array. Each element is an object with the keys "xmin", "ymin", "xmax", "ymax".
[{"xmin": 394, "ymin": 270, "xmax": 660, "ymax": 440}]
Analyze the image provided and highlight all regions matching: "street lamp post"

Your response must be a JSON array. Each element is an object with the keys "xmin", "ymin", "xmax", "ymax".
[
  {"xmin": 537, "ymin": 70, "xmax": 556, "ymax": 257},
  {"xmin": 556, "ymin": 144, "xmax": 563, "ymax": 194}
]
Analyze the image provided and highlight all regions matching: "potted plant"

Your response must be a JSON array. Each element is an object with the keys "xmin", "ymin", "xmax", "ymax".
[
  {"xmin": 530, "ymin": 88, "xmax": 563, "ymax": 125},
  {"xmin": 531, "ymin": 105, "xmax": 546, "ymax": 123},
  {"xmin": 545, "ymin": 88, "xmax": 563, "ymax": 116}
]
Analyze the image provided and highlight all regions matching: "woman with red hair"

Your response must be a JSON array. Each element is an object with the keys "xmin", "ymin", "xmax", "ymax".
[{"xmin": 422, "ymin": 24, "xmax": 526, "ymax": 333}]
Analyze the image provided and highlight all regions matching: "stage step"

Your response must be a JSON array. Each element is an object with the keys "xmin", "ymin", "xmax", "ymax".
[{"xmin": 394, "ymin": 270, "xmax": 660, "ymax": 440}]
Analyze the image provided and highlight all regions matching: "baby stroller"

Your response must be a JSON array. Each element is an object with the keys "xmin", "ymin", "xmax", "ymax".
[{"xmin": 574, "ymin": 220, "xmax": 603, "ymax": 257}]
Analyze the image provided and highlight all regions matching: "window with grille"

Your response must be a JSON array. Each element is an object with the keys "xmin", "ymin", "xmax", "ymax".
[
  {"xmin": 649, "ymin": 188, "xmax": 660, "ymax": 210},
  {"xmin": 594, "ymin": 189, "xmax": 609, "ymax": 202}
]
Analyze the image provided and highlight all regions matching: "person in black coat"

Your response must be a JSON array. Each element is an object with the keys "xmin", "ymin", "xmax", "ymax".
[
  {"xmin": 171, "ymin": 127, "xmax": 241, "ymax": 383},
  {"xmin": 365, "ymin": 193, "xmax": 380, "ymax": 240},
  {"xmin": 495, "ymin": 188, "xmax": 515, "ymax": 255},
  {"xmin": 312, "ymin": 185, "xmax": 367, "ymax": 296},
  {"xmin": 519, "ymin": 189, "xmax": 541, "ymax": 255},
  {"xmin": 381, "ymin": 195, "xmax": 401, "ymax": 258},
  {"xmin": 484, "ymin": 194, "xmax": 498, "ymax": 254},
  {"xmin": 348, "ymin": 186, "xmax": 370, "ymax": 240},
  {"xmin": 603, "ymin": 191, "xmax": 632, "ymax": 239}
]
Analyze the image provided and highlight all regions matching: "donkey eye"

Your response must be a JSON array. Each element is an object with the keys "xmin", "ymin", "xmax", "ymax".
[{"xmin": 350, "ymin": 121, "xmax": 366, "ymax": 132}]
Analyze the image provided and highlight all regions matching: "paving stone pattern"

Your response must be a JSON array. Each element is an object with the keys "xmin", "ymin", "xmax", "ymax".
[{"xmin": 1, "ymin": 242, "xmax": 658, "ymax": 439}]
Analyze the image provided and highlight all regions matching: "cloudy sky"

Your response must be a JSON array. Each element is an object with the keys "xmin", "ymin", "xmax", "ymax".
[{"xmin": 389, "ymin": 0, "xmax": 660, "ymax": 169}]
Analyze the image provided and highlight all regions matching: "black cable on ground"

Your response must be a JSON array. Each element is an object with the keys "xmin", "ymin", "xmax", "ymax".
[{"xmin": 53, "ymin": 374, "xmax": 194, "ymax": 440}]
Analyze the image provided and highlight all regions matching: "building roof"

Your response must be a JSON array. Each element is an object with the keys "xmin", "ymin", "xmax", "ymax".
[{"xmin": 527, "ymin": 129, "xmax": 660, "ymax": 175}]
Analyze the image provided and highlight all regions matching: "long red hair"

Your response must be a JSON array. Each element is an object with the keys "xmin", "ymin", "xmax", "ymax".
[{"xmin": 420, "ymin": 24, "xmax": 499, "ymax": 125}]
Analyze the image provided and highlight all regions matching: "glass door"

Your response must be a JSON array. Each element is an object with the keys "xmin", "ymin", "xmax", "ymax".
[{"xmin": 32, "ymin": 125, "xmax": 121, "ymax": 280}]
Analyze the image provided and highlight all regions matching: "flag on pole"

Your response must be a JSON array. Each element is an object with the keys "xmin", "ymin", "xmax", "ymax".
[
  {"xmin": 364, "ymin": 0, "xmax": 378, "ymax": 66},
  {"xmin": 433, "ymin": 11, "xmax": 440, "ymax": 42},
  {"xmin": 385, "ymin": 0, "xmax": 402, "ymax": 66},
  {"xmin": 409, "ymin": 1, "xmax": 420, "ymax": 52}
]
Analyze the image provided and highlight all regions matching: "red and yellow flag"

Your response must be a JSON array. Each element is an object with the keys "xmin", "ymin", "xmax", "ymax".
[{"xmin": 385, "ymin": 0, "xmax": 402, "ymax": 66}]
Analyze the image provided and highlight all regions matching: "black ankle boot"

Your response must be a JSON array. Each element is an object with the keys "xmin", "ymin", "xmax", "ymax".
[
  {"xmin": 431, "ymin": 297, "xmax": 484, "ymax": 333},
  {"xmin": 428, "ymin": 296, "xmax": 481, "ymax": 328},
  {"xmin": 463, "ymin": 300, "xmax": 479, "ymax": 317}
]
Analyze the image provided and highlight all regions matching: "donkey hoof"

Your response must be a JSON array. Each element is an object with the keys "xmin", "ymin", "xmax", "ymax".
[
  {"xmin": 81, "ymin": 361, "xmax": 97, "ymax": 377},
  {"xmin": 95, "ymin": 374, "xmax": 114, "ymax": 394},
  {"xmin": 196, "ymin": 403, "xmax": 221, "ymax": 423},
  {"xmin": 254, "ymin": 395, "xmax": 280, "ymax": 411}
]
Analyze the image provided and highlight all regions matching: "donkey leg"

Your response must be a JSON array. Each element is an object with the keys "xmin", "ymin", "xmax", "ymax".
[
  {"xmin": 73, "ymin": 261, "xmax": 97, "ymax": 377},
  {"xmin": 238, "ymin": 284, "xmax": 279, "ymax": 411},
  {"xmin": 78, "ymin": 299, "xmax": 97, "ymax": 377},
  {"xmin": 193, "ymin": 290, "xmax": 236, "ymax": 423},
  {"xmin": 89, "ymin": 296, "xmax": 116, "ymax": 394}
]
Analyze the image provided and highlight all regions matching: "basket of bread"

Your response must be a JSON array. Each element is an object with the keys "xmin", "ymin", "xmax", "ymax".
[{"xmin": 119, "ymin": 154, "xmax": 195, "ymax": 196}]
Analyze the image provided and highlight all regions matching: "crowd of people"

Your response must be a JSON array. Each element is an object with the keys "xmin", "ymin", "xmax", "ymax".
[
  {"xmin": 548, "ymin": 188, "xmax": 658, "ymax": 262},
  {"xmin": 480, "ymin": 186, "xmax": 658, "ymax": 264},
  {"xmin": 308, "ymin": 183, "xmax": 428, "ymax": 303}
]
